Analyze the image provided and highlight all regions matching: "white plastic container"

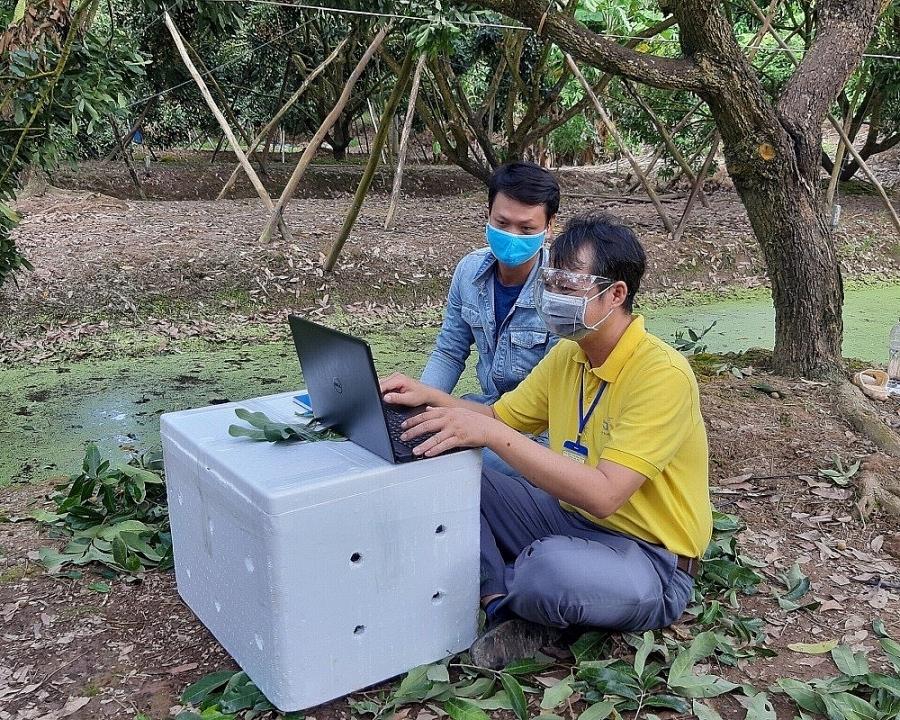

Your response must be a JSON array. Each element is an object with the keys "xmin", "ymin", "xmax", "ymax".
[
  {"xmin": 889, "ymin": 318, "xmax": 900, "ymax": 385},
  {"xmin": 161, "ymin": 391, "xmax": 482, "ymax": 711}
]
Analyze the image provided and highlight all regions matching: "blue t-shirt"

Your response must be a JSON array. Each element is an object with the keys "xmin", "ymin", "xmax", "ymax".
[{"xmin": 493, "ymin": 274, "xmax": 524, "ymax": 336}]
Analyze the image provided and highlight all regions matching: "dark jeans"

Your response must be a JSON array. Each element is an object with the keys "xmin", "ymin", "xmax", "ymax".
[{"xmin": 480, "ymin": 469, "xmax": 694, "ymax": 630}]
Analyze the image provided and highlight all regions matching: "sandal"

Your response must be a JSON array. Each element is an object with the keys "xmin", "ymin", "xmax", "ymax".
[{"xmin": 853, "ymin": 368, "xmax": 890, "ymax": 402}]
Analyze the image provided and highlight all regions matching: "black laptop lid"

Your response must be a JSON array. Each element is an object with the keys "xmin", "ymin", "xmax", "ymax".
[{"xmin": 288, "ymin": 315, "xmax": 395, "ymax": 463}]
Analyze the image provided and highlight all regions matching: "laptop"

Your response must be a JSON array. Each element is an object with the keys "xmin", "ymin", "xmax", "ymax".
[{"xmin": 288, "ymin": 315, "xmax": 439, "ymax": 464}]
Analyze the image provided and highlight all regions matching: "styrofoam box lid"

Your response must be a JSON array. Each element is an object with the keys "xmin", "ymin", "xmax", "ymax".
[{"xmin": 161, "ymin": 391, "xmax": 477, "ymax": 516}]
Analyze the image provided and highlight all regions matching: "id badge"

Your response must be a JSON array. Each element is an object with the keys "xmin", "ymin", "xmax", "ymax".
[{"xmin": 562, "ymin": 439, "xmax": 589, "ymax": 464}]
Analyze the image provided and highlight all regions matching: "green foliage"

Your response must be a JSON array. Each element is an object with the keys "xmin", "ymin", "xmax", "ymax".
[
  {"xmin": 178, "ymin": 670, "xmax": 295, "ymax": 720},
  {"xmin": 774, "ymin": 563, "xmax": 820, "ymax": 613},
  {"xmin": 673, "ymin": 321, "xmax": 718, "ymax": 355},
  {"xmin": 774, "ymin": 631, "xmax": 900, "ymax": 719},
  {"xmin": 549, "ymin": 114, "xmax": 599, "ymax": 165},
  {"xmin": 818, "ymin": 454, "xmax": 861, "ymax": 487},
  {"xmin": 0, "ymin": 0, "xmax": 144, "ymax": 287},
  {"xmin": 32, "ymin": 443, "xmax": 172, "ymax": 575},
  {"xmin": 228, "ymin": 407, "xmax": 346, "ymax": 442}
]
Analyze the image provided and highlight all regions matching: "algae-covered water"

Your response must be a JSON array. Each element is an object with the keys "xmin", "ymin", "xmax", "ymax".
[
  {"xmin": 0, "ymin": 328, "xmax": 479, "ymax": 486},
  {"xmin": 643, "ymin": 283, "xmax": 900, "ymax": 363},
  {"xmin": 1, "ymin": 282, "xmax": 897, "ymax": 486}
]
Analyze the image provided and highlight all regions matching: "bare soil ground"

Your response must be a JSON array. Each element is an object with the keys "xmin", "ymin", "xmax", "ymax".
[
  {"xmin": 1, "ymin": 160, "xmax": 900, "ymax": 720},
  {"xmin": 2, "ymin": 365, "xmax": 900, "ymax": 720},
  {"xmin": 3, "ymin": 160, "xmax": 900, "ymax": 339}
]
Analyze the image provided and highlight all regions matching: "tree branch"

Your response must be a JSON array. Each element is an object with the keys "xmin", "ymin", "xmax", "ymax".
[
  {"xmin": 466, "ymin": 0, "xmax": 709, "ymax": 92},
  {"xmin": 518, "ymin": 16, "xmax": 680, "ymax": 147},
  {"xmin": 776, "ymin": 0, "xmax": 882, "ymax": 127}
]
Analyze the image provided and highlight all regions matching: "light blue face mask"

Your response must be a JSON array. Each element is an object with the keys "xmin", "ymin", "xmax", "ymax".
[
  {"xmin": 534, "ymin": 282, "xmax": 613, "ymax": 340},
  {"xmin": 485, "ymin": 223, "xmax": 546, "ymax": 267}
]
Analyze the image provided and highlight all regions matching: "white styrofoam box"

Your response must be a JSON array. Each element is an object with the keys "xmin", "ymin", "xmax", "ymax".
[{"xmin": 161, "ymin": 391, "xmax": 482, "ymax": 711}]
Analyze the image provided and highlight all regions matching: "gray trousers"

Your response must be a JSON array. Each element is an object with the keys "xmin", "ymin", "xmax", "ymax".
[{"xmin": 480, "ymin": 469, "xmax": 694, "ymax": 630}]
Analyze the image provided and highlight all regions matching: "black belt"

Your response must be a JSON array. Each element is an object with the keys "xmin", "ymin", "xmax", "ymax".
[{"xmin": 677, "ymin": 555, "xmax": 700, "ymax": 578}]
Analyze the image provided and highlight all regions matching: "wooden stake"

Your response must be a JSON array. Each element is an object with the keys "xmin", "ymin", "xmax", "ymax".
[
  {"xmin": 324, "ymin": 51, "xmax": 416, "ymax": 271},
  {"xmin": 163, "ymin": 12, "xmax": 293, "ymax": 243},
  {"xmin": 826, "ymin": 109, "xmax": 852, "ymax": 216},
  {"xmin": 672, "ymin": 132, "xmax": 720, "ymax": 242},
  {"xmin": 210, "ymin": 132, "xmax": 226, "ymax": 164},
  {"xmin": 180, "ymin": 33, "xmax": 263, "ymax": 174},
  {"xmin": 103, "ymin": 98, "xmax": 156, "ymax": 162},
  {"xmin": 217, "ymin": 38, "xmax": 349, "ymax": 200},
  {"xmin": 109, "ymin": 115, "xmax": 146, "ymax": 200},
  {"xmin": 259, "ymin": 25, "xmax": 391, "ymax": 243},
  {"xmin": 565, "ymin": 54, "xmax": 674, "ymax": 233},
  {"xmin": 368, "ymin": 99, "xmax": 389, "ymax": 164},
  {"xmin": 622, "ymin": 82, "xmax": 709, "ymax": 208},
  {"xmin": 384, "ymin": 54, "xmax": 427, "ymax": 230}
]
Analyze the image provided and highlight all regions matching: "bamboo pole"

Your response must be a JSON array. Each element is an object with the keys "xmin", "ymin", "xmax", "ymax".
[
  {"xmin": 664, "ymin": 126, "xmax": 716, "ymax": 191},
  {"xmin": 384, "ymin": 54, "xmax": 427, "ymax": 230},
  {"xmin": 826, "ymin": 109, "xmax": 852, "ymax": 217},
  {"xmin": 672, "ymin": 132, "xmax": 720, "ymax": 243},
  {"xmin": 622, "ymin": 82, "xmax": 709, "ymax": 208},
  {"xmin": 826, "ymin": 117, "xmax": 900, "ymax": 238},
  {"xmin": 259, "ymin": 25, "xmax": 391, "ymax": 243},
  {"xmin": 368, "ymin": 99, "xmax": 389, "ymax": 164},
  {"xmin": 109, "ymin": 116, "xmax": 146, "ymax": 200},
  {"xmin": 210, "ymin": 132, "xmax": 226, "ymax": 164},
  {"xmin": 565, "ymin": 54, "xmax": 674, "ymax": 233},
  {"xmin": 217, "ymin": 37, "xmax": 349, "ymax": 199},
  {"xmin": 324, "ymin": 51, "xmax": 416, "ymax": 271},
  {"xmin": 163, "ymin": 12, "xmax": 293, "ymax": 243},
  {"xmin": 745, "ymin": 0, "xmax": 900, "ymax": 238},
  {"xmin": 180, "ymin": 33, "xmax": 263, "ymax": 174}
]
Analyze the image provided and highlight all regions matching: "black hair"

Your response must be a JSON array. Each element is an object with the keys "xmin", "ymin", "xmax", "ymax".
[
  {"xmin": 487, "ymin": 162, "xmax": 560, "ymax": 222},
  {"xmin": 550, "ymin": 212, "xmax": 646, "ymax": 311}
]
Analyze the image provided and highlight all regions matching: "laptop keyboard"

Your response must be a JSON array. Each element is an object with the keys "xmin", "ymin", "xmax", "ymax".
[{"xmin": 384, "ymin": 405, "xmax": 435, "ymax": 450}]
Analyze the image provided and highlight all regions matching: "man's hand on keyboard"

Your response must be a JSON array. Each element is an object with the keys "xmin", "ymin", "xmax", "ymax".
[
  {"xmin": 400, "ymin": 406, "xmax": 496, "ymax": 458},
  {"xmin": 380, "ymin": 372, "xmax": 446, "ymax": 408}
]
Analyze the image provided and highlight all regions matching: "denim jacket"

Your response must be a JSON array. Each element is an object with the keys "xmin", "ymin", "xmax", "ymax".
[{"xmin": 421, "ymin": 247, "xmax": 557, "ymax": 403}]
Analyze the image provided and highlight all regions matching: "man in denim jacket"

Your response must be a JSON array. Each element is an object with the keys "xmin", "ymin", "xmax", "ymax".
[{"xmin": 421, "ymin": 162, "xmax": 559, "ymax": 472}]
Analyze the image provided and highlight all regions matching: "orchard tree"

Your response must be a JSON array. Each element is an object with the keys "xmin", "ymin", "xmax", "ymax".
[
  {"xmin": 1, "ymin": 0, "xmax": 144, "ymax": 288},
  {"xmin": 468, "ymin": 0, "xmax": 885, "ymax": 377}
]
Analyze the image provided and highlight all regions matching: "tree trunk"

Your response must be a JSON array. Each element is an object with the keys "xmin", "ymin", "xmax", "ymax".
[
  {"xmin": 722, "ymin": 127, "xmax": 843, "ymax": 377},
  {"xmin": 328, "ymin": 115, "xmax": 353, "ymax": 161},
  {"xmin": 465, "ymin": 0, "xmax": 882, "ymax": 378}
]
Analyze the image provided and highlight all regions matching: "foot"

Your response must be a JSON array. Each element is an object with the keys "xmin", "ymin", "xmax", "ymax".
[{"xmin": 469, "ymin": 618, "xmax": 562, "ymax": 670}]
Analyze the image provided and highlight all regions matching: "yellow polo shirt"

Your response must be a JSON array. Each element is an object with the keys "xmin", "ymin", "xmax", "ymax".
[{"xmin": 493, "ymin": 315, "xmax": 711, "ymax": 558}]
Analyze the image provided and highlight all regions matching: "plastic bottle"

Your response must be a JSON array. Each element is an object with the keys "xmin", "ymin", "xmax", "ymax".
[{"xmin": 889, "ymin": 318, "xmax": 900, "ymax": 392}]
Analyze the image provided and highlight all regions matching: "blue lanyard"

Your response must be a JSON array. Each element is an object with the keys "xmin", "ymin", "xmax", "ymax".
[{"xmin": 578, "ymin": 366, "xmax": 607, "ymax": 442}]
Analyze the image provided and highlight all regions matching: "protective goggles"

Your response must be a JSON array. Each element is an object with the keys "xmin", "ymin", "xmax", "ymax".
[{"xmin": 537, "ymin": 266, "xmax": 612, "ymax": 294}]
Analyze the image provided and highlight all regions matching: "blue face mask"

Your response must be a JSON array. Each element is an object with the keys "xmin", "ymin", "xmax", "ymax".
[{"xmin": 485, "ymin": 223, "xmax": 545, "ymax": 267}]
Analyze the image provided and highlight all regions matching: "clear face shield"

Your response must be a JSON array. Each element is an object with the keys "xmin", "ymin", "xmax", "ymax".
[{"xmin": 533, "ymin": 267, "xmax": 614, "ymax": 340}]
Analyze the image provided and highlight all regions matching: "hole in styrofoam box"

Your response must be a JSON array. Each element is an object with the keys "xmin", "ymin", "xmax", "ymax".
[
  {"xmin": 185, "ymin": 568, "xmax": 192, "ymax": 579},
  {"xmin": 208, "ymin": 519, "xmax": 215, "ymax": 535},
  {"xmin": 214, "ymin": 601, "xmax": 222, "ymax": 613},
  {"xmin": 432, "ymin": 591, "xmax": 445, "ymax": 604},
  {"xmin": 435, "ymin": 524, "xmax": 447, "ymax": 535},
  {"xmin": 245, "ymin": 557, "xmax": 255, "ymax": 573},
  {"xmin": 353, "ymin": 625, "xmax": 366, "ymax": 636},
  {"xmin": 350, "ymin": 552, "xmax": 363, "ymax": 565},
  {"xmin": 255, "ymin": 634, "xmax": 264, "ymax": 650}
]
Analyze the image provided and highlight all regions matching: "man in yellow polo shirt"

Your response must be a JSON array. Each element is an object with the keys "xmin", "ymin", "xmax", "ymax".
[{"xmin": 380, "ymin": 212, "xmax": 711, "ymax": 669}]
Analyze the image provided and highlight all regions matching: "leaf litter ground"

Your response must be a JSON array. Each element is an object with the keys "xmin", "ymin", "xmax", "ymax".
[{"xmin": 1, "ymin": 162, "xmax": 900, "ymax": 719}]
